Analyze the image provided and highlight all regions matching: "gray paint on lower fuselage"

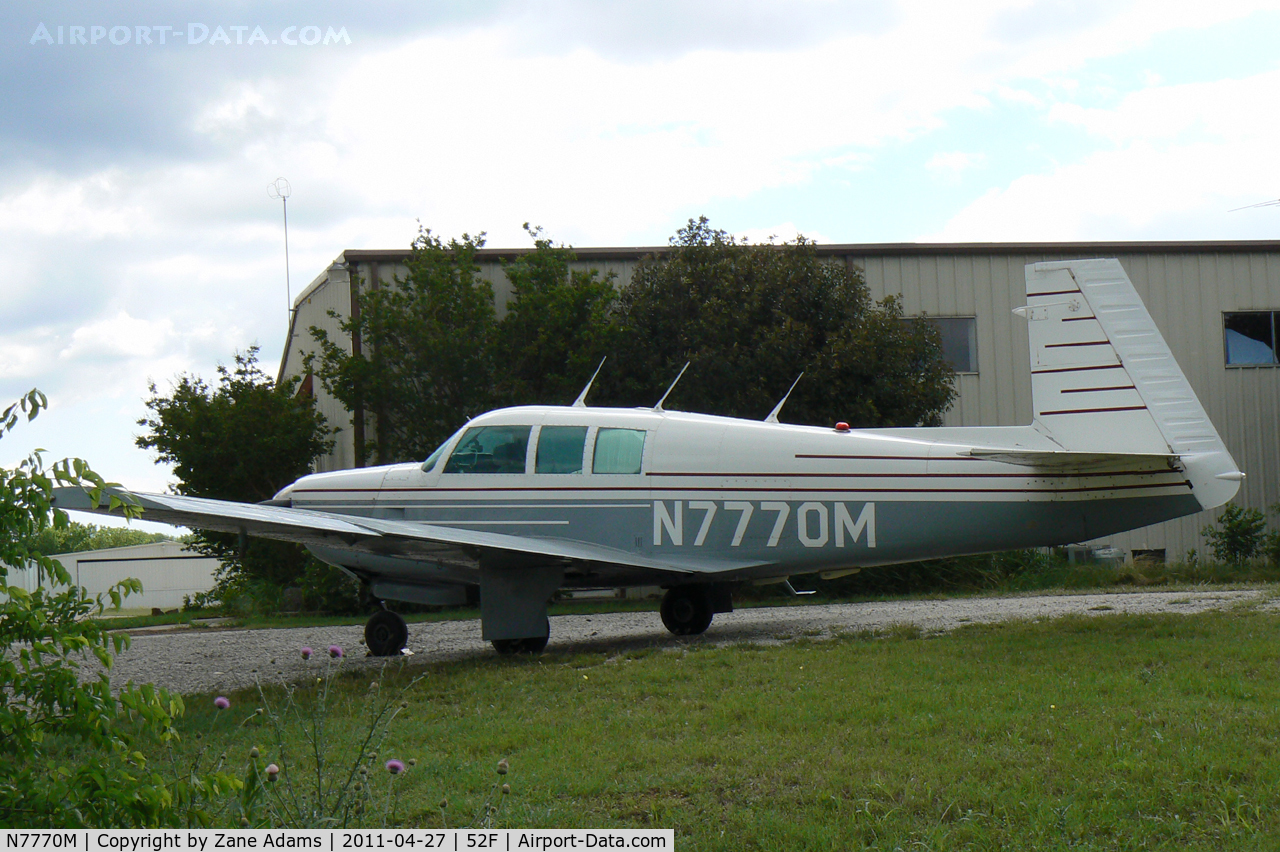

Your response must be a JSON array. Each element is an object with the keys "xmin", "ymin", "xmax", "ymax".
[{"xmin": 304, "ymin": 492, "xmax": 1202, "ymax": 603}]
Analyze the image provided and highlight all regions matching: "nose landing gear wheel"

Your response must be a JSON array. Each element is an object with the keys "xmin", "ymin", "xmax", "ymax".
[
  {"xmin": 661, "ymin": 586, "xmax": 714, "ymax": 636},
  {"xmin": 365, "ymin": 609, "xmax": 409, "ymax": 657}
]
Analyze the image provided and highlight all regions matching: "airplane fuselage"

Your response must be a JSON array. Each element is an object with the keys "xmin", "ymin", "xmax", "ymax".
[{"xmin": 279, "ymin": 405, "xmax": 1200, "ymax": 591}]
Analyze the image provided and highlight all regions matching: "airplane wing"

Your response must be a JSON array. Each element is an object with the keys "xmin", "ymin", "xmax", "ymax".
[{"xmin": 51, "ymin": 487, "xmax": 765, "ymax": 577}]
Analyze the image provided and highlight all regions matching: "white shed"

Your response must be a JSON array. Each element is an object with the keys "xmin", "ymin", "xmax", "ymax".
[{"xmin": 46, "ymin": 541, "xmax": 220, "ymax": 614}]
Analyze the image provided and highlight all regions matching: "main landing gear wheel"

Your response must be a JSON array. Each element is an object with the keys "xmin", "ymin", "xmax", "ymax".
[
  {"xmin": 661, "ymin": 586, "xmax": 714, "ymax": 636},
  {"xmin": 365, "ymin": 609, "xmax": 408, "ymax": 657},
  {"xmin": 492, "ymin": 619, "xmax": 550, "ymax": 656}
]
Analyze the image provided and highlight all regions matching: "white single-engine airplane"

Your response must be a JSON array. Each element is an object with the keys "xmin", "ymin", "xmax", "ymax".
[{"xmin": 57, "ymin": 260, "xmax": 1243, "ymax": 655}]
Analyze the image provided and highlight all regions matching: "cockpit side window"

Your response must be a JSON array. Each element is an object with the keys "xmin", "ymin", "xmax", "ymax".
[
  {"xmin": 592, "ymin": 428, "xmax": 646, "ymax": 474},
  {"xmin": 536, "ymin": 426, "xmax": 588, "ymax": 474},
  {"xmin": 442, "ymin": 425, "xmax": 531, "ymax": 474}
]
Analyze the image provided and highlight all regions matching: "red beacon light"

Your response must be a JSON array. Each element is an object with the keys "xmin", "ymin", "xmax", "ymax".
[{"xmin": 834, "ymin": 421, "xmax": 851, "ymax": 433}]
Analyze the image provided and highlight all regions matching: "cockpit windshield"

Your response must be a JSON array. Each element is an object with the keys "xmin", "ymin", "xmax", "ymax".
[{"xmin": 421, "ymin": 427, "xmax": 463, "ymax": 472}]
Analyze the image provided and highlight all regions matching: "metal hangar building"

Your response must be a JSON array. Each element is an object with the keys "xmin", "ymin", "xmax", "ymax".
[{"xmin": 279, "ymin": 240, "xmax": 1280, "ymax": 565}]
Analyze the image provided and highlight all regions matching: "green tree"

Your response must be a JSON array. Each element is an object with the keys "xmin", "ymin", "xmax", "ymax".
[
  {"xmin": 0, "ymin": 390, "xmax": 236, "ymax": 825},
  {"xmin": 495, "ymin": 225, "xmax": 619, "ymax": 406},
  {"xmin": 597, "ymin": 217, "xmax": 957, "ymax": 426},
  {"xmin": 307, "ymin": 228, "xmax": 498, "ymax": 464},
  {"xmin": 27, "ymin": 520, "xmax": 173, "ymax": 555},
  {"xmin": 307, "ymin": 218, "xmax": 954, "ymax": 464},
  {"xmin": 137, "ymin": 347, "xmax": 336, "ymax": 609},
  {"xmin": 307, "ymin": 225, "xmax": 619, "ymax": 464}
]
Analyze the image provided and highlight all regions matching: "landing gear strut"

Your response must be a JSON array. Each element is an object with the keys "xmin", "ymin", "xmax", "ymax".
[
  {"xmin": 365, "ymin": 609, "xmax": 408, "ymax": 656},
  {"xmin": 491, "ymin": 618, "xmax": 550, "ymax": 655}
]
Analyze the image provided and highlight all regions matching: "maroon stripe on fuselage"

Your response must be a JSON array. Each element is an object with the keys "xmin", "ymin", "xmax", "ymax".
[
  {"xmin": 293, "ymin": 480, "xmax": 1189, "ymax": 497},
  {"xmin": 1039, "ymin": 405, "xmax": 1148, "ymax": 416}
]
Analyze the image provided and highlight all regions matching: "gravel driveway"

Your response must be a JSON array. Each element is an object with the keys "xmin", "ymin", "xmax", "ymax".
[{"xmin": 103, "ymin": 589, "xmax": 1269, "ymax": 697}]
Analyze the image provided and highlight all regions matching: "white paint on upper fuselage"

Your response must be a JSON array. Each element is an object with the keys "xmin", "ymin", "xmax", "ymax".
[{"xmin": 275, "ymin": 405, "xmax": 1190, "ymax": 513}]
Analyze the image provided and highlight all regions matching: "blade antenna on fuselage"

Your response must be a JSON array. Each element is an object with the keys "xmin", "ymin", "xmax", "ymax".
[
  {"xmin": 764, "ymin": 372, "xmax": 804, "ymax": 423},
  {"xmin": 572, "ymin": 357, "xmax": 607, "ymax": 407},
  {"xmin": 654, "ymin": 362, "xmax": 690, "ymax": 412}
]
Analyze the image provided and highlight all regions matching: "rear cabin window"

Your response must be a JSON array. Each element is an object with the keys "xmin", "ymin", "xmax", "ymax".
[
  {"xmin": 442, "ymin": 425, "xmax": 531, "ymax": 474},
  {"xmin": 536, "ymin": 426, "xmax": 588, "ymax": 474},
  {"xmin": 593, "ymin": 428, "xmax": 646, "ymax": 474}
]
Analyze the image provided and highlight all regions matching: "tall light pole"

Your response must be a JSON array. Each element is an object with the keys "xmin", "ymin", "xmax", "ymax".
[{"xmin": 268, "ymin": 177, "xmax": 292, "ymax": 328}]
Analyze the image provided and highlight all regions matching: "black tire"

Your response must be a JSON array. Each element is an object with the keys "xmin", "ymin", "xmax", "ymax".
[
  {"xmin": 661, "ymin": 586, "xmax": 714, "ymax": 636},
  {"xmin": 365, "ymin": 609, "xmax": 408, "ymax": 657},
  {"xmin": 491, "ymin": 619, "xmax": 550, "ymax": 655}
]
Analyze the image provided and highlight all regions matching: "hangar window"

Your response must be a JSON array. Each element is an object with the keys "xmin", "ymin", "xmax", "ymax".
[
  {"xmin": 905, "ymin": 316, "xmax": 977, "ymax": 373},
  {"xmin": 442, "ymin": 425, "xmax": 531, "ymax": 474},
  {"xmin": 1224, "ymin": 311, "xmax": 1279, "ymax": 366},
  {"xmin": 593, "ymin": 428, "xmax": 646, "ymax": 475},
  {"xmin": 536, "ymin": 426, "xmax": 588, "ymax": 474}
]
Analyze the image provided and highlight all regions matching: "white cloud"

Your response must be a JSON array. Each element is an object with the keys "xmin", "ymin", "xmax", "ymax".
[
  {"xmin": 933, "ymin": 139, "xmax": 1280, "ymax": 241},
  {"xmin": 926, "ymin": 151, "xmax": 989, "ymax": 176},
  {"xmin": 736, "ymin": 222, "xmax": 834, "ymax": 244},
  {"xmin": 0, "ymin": 329, "xmax": 56, "ymax": 382},
  {"xmin": 935, "ymin": 64, "xmax": 1280, "ymax": 240},
  {"xmin": 60, "ymin": 311, "xmax": 174, "ymax": 362},
  {"xmin": 1048, "ymin": 69, "xmax": 1280, "ymax": 144},
  {"xmin": 0, "ymin": 171, "xmax": 152, "ymax": 239}
]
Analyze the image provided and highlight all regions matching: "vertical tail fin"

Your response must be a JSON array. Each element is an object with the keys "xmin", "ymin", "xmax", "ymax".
[{"xmin": 1020, "ymin": 259, "xmax": 1242, "ymax": 510}]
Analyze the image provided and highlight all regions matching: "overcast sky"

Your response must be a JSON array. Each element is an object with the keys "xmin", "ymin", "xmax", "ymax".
[{"xmin": 5, "ymin": 0, "xmax": 1280, "ymax": 527}]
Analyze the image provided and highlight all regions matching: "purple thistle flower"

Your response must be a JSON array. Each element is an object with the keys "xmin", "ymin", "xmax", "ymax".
[
  {"xmin": 266, "ymin": 763, "xmax": 280, "ymax": 780},
  {"xmin": 385, "ymin": 759, "xmax": 406, "ymax": 775},
  {"xmin": 328, "ymin": 645, "xmax": 343, "ymax": 659},
  {"xmin": 301, "ymin": 647, "xmax": 313, "ymax": 660},
  {"xmin": 214, "ymin": 696, "xmax": 230, "ymax": 710}
]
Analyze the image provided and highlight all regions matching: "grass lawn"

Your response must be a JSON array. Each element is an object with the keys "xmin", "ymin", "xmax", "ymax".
[{"xmin": 166, "ymin": 602, "xmax": 1280, "ymax": 849}]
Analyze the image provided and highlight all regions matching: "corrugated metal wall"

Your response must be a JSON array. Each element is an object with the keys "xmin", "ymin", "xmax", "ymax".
[
  {"xmin": 854, "ymin": 249, "xmax": 1280, "ymax": 560},
  {"xmin": 285, "ymin": 261, "xmax": 361, "ymax": 472},
  {"xmin": 283, "ymin": 245, "xmax": 1280, "ymax": 560}
]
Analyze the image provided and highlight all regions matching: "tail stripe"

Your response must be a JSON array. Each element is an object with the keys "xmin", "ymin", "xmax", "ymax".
[
  {"xmin": 1032, "ymin": 364, "xmax": 1126, "ymax": 375},
  {"xmin": 1060, "ymin": 385, "xmax": 1136, "ymax": 394}
]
